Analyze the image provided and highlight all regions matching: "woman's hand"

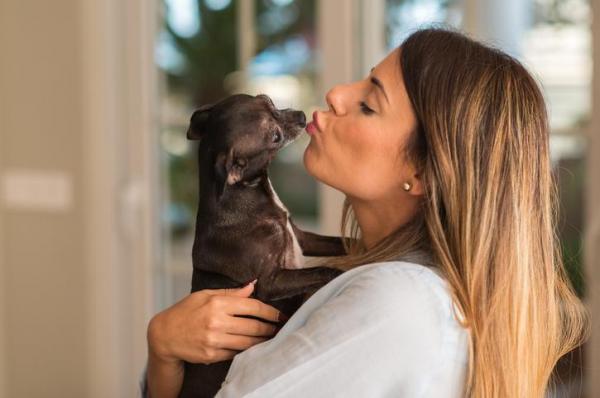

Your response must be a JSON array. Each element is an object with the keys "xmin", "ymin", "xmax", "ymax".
[
  {"xmin": 145, "ymin": 280, "xmax": 285, "ymax": 398},
  {"xmin": 147, "ymin": 280, "xmax": 283, "ymax": 365}
]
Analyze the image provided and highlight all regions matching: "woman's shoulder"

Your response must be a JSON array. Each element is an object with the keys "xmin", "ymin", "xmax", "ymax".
[
  {"xmin": 306, "ymin": 258, "xmax": 470, "ymax": 353},
  {"xmin": 326, "ymin": 259, "xmax": 456, "ymax": 312},
  {"xmin": 345, "ymin": 259, "xmax": 447, "ymax": 289},
  {"xmin": 305, "ymin": 261, "xmax": 439, "ymax": 324},
  {"xmin": 329, "ymin": 260, "xmax": 471, "ymax": 368}
]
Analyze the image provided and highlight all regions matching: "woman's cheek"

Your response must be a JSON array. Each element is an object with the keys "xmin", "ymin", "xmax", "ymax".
[{"xmin": 350, "ymin": 150, "xmax": 395, "ymax": 199}]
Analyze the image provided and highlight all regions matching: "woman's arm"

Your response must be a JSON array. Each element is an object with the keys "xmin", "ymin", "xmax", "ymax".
[
  {"xmin": 146, "ymin": 348, "xmax": 184, "ymax": 398},
  {"xmin": 145, "ymin": 314, "xmax": 185, "ymax": 398},
  {"xmin": 143, "ymin": 281, "xmax": 282, "ymax": 398}
]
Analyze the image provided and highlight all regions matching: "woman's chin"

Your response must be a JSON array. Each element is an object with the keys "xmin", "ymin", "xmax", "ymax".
[
  {"xmin": 302, "ymin": 141, "xmax": 311, "ymax": 162},
  {"xmin": 303, "ymin": 145, "xmax": 319, "ymax": 179}
]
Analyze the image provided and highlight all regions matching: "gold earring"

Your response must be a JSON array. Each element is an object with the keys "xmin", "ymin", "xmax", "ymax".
[{"xmin": 403, "ymin": 182, "xmax": 411, "ymax": 191}]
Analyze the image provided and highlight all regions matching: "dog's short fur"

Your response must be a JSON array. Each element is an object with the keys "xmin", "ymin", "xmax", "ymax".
[{"xmin": 179, "ymin": 94, "xmax": 347, "ymax": 397}]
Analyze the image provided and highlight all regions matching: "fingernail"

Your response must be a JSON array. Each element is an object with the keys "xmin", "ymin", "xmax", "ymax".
[
  {"xmin": 278, "ymin": 312, "xmax": 290, "ymax": 323},
  {"xmin": 244, "ymin": 278, "xmax": 257, "ymax": 287}
]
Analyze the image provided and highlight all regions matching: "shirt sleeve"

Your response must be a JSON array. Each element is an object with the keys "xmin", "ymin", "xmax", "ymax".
[{"xmin": 215, "ymin": 265, "xmax": 450, "ymax": 398}]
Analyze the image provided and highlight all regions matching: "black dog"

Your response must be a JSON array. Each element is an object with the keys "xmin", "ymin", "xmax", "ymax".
[{"xmin": 179, "ymin": 93, "xmax": 347, "ymax": 397}]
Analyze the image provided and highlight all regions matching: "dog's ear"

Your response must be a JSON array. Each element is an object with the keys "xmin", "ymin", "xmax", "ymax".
[
  {"xmin": 214, "ymin": 148, "xmax": 248, "ymax": 199},
  {"xmin": 186, "ymin": 103, "xmax": 214, "ymax": 140}
]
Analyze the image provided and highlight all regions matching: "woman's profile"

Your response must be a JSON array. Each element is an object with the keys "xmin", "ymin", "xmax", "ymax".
[{"xmin": 144, "ymin": 26, "xmax": 590, "ymax": 397}]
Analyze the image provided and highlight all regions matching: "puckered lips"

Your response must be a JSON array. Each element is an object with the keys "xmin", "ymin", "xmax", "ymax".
[{"xmin": 306, "ymin": 111, "xmax": 321, "ymax": 135}]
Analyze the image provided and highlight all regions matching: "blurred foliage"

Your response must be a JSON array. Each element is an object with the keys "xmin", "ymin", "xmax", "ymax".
[
  {"xmin": 532, "ymin": 0, "xmax": 590, "ymax": 26},
  {"xmin": 556, "ymin": 156, "xmax": 587, "ymax": 298},
  {"xmin": 384, "ymin": 0, "xmax": 459, "ymax": 47},
  {"xmin": 562, "ymin": 236, "xmax": 585, "ymax": 298},
  {"xmin": 160, "ymin": 0, "xmax": 317, "ymax": 237},
  {"xmin": 162, "ymin": 0, "xmax": 315, "ymax": 106},
  {"xmin": 162, "ymin": 1, "xmax": 236, "ymax": 106}
]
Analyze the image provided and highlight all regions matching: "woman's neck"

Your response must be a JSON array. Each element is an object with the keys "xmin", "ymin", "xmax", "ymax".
[{"xmin": 349, "ymin": 194, "xmax": 420, "ymax": 250}]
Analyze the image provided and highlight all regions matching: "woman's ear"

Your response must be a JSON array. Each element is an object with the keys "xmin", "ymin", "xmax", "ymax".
[
  {"xmin": 407, "ymin": 173, "xmax": 425, "ymax": 196},
  {"xmin": 400, "ymin": 161, "xmax": 424, "ymax": 196}
]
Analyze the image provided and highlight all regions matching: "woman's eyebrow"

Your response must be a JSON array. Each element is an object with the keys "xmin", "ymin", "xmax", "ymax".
[{"xmin": 370, "ymin": 67, "xmax": 389, "ymax": 104}]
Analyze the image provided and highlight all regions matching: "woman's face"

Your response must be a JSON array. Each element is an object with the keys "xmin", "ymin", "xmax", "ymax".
[{"xmin": 303, "ymin": 47, "xmax": 420, "ymax": 202}]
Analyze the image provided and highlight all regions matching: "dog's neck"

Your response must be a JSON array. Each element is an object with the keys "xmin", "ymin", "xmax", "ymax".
[
  {"xmin": 194, "ymin": 147, "xmax": 288, "ymax": 224},
  {"xmin": 241, "ymin": 175, "xmax": 262, "ymax": 188},
  {"xmin": 198, "ymin": 167, "xmax": 275, "ymax": 216}
]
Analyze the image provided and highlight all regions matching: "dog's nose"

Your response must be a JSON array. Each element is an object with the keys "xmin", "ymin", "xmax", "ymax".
[{"xmin": 294, "ymin": 111, "xmax": 306, "ymax": 127}]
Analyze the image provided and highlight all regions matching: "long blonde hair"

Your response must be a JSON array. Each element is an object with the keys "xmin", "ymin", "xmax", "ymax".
[{"xmin": 309, "ymin": 26, "xmax": 591, "ymax": 397}]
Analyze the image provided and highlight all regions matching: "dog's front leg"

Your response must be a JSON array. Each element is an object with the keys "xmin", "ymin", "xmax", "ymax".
[
  {"xmin": 290, "ymin": 220, "xmax": 351, "ymax": 256},
  {"xmin": 255, "ymin": 267, "xmax": 343, "ymax": 302}
]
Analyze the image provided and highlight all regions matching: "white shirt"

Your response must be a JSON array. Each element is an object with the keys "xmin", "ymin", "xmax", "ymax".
[{"xmin": 214, "ymin": 260, "xmax": 470, "ymax": 398}]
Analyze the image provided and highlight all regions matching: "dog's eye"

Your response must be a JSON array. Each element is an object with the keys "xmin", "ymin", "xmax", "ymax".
[{"xmin": 272, "ymin": 131, "xmax": 282, "ymax": 143}]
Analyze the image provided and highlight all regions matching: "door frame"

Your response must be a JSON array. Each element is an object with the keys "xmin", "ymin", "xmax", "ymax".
[{"xmin": 80, "ymin": 0, "xmax": 161, "ymax": 395}]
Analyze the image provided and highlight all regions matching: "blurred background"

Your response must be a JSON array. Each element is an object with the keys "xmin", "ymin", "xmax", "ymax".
[{"xmin": 0, "ymin": 0, "xmax": 598, "ymax": 397}]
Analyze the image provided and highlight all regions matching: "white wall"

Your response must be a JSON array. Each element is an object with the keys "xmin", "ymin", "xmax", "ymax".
[
  {"xmin": 0, "ymin": 1, "xmax": 88, "ymax": 396},
  {"xmin": 0, "ymin": 0, "xmax": 159, "ymax": 397}
]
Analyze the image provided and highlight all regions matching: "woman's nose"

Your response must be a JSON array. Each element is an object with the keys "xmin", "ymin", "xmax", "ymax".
[{"xmin": 325, "ymin": 84, "xmax": 348, "ymax": 115}]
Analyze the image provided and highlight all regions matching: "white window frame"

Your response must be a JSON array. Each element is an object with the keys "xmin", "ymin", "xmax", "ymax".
[
  {"xmin": 80, "ymin": 0, "xmax": 161, "ymax": 396},
  {"xmin": 317, "ymin": 0, "xmax": 386, "ymax": 235}
]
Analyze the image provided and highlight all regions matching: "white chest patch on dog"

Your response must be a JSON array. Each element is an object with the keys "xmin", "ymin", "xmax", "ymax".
[{"xmin": 266, "ymin": 178, "xmax": 304, "ymax": 269}]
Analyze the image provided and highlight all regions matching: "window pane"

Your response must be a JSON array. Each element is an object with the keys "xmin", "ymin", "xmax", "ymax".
[
  {"xmin": 522, "ymin": 0, "xmax": 591, "ymax": 299},
  {"xmin": 385, "ymin": 0, "xmax": 462, "ymax": 50}
]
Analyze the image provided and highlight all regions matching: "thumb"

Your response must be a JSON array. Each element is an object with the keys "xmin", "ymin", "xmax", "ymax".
[{"xmin": 205, "ymin": 279, "xmax": 257, "ymax": 297}]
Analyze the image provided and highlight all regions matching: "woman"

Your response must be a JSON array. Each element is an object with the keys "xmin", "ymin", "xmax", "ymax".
[{"xmin": 144, "ymin": 27, "xmax": 590, "ymax": 397}]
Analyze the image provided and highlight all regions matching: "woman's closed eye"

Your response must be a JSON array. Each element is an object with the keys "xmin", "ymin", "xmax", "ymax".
[{"xmin": 359, "ymin": 101, "xmax": 375, "ymax": 115}]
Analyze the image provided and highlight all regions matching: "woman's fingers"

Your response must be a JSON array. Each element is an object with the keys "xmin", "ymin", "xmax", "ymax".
[
  {"xmin": 213, "ymin": 334, "xmax": 271, "ymax": 351},
  {"xmin": 223, "ymin": 315, "xmax": 279, "ymax": 337},
  {"xmin": 185, "ymin": 346, "xmax": 241, "ymax": 365},
  {"xmin": 206, "ymin": 348, "xmax": 241, "ymax": 363},
  {"xmin": 202, "ymin": 280, "xmax": 257, "ymax": 298},
  {"xmin": 216, "ymin": 295, "xmax": 282, "ymax": 323},
  {"xmin": 199, "ymin": 285, "xmax": 282, "ymax": 323},
  {"xmin": 201, "ymin": 280, "xmax": 284, "ymax": 323},
  {"xmin": 148, "ymin": 281, "xmax": 287, "ymax": 365},
  {"xmin": 201, "ymin": 281, "xmax": 291, "ymax": 324}
]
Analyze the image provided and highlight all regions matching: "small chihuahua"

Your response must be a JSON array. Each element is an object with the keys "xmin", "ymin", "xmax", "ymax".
[{"xmin": 179, "ymin": 93, "xmax": 347, "ymax": 397}]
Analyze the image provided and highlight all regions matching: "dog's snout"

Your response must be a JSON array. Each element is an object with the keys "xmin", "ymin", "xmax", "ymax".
[{"xmin": 294, "ymin": 111, "xmax": 306, "ymax": 127}]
